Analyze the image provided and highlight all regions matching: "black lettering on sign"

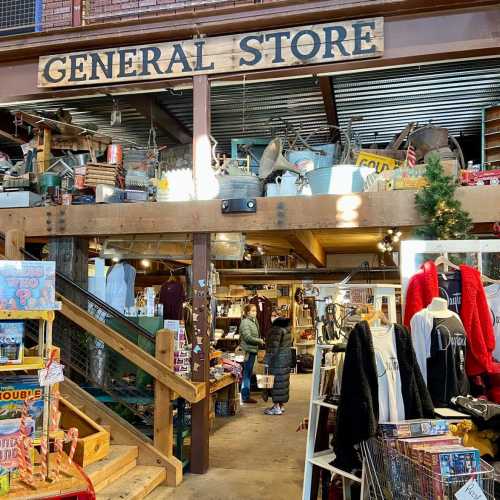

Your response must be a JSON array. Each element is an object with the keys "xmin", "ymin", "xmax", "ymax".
[
  {"xmin": 43, "ymin": 56, "xmax": 67, "ymax": 84},
  {"xmin": 140, "ymin": 47, "xmax": 162, "ymax": 76},
  {"xmin": 265, "ymin": 31, "xmax": 291, "ymax": 63},
  {"xmin": 291, "ymin": 30, "xmax": 321, "ymax": 61},
  {"xmin": 118, "ymin": 48, "xmax": 138, "ymax": 78},
  {"xmin": 239, "ymin": 35, "xmax": 263, "ymax": 66},
  {"xmin": 353, "ymin": 21, "xmax": 377, "ymax": 55},
  {"xmin": 89, "ymin": 52, "xmax": 114, "ymax": 81},
  {"xmin": 194, "ymin": 40, "xmax": 215, "ymax": 71},
  {"xmin": 166, "ymin": 44, "xmax": 192, "ymax": 73},
  {"xmin": 323, "ymin": 26, "xmax": 350, "ymax": 58},
  {"xmin": 68, "ymin": 54, "xmax": 88, "ymax": 82}
]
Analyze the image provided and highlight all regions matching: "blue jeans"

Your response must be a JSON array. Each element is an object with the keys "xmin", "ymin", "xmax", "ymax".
[{"xmin": 241, "ymin": 352, "xmax": 256, "ymax": 401}]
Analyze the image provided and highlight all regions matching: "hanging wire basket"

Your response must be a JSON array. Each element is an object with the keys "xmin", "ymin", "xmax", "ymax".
[{"xmin": 360, "ymin": 437, "xmax": 495, "ymax": 500}]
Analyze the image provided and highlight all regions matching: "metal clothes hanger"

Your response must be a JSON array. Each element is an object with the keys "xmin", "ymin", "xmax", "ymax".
[{"xmin": 434, "ymin": 255, "xmax": 500, "ymax": 284}]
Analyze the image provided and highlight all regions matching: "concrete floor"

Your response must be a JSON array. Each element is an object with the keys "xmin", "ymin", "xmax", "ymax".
[{"xmin": 150, "ymin": 373, "xmax": 311, "ymax": 500}]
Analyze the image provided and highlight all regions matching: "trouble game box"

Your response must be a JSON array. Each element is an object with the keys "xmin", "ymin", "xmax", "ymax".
[{"xmin": 0, "ymin": 376, "xmax": 43, "ymax": 441}]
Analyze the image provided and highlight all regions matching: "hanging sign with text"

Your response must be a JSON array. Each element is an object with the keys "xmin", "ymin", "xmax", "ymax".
[{"xmin": 38, "ymin": 18, "xmax": 383, "ymax": 88}]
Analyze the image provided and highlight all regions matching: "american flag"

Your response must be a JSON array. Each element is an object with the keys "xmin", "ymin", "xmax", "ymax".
[{"xmin": 406, "ymin": 144, "xmax": 416, "ymax": 168}]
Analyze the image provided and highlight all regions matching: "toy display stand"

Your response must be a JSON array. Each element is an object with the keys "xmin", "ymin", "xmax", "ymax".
[{"xmin": 0, "ymin": 309, "xmax": 94, "ymax": 499}]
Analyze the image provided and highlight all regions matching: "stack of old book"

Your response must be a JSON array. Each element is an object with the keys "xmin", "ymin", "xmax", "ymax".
[{"xmin": 84, "ymin": 162, "xmax": 125, "ymax": 188}]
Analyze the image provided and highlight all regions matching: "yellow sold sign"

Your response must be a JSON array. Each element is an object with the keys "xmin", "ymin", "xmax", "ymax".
[{"xmin": 356, "ymin": 151, "xmax": 401, "ymax": 173}]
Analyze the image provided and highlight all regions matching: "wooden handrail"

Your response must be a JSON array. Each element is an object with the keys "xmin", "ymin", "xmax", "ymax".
[{"xmin": 58, "ymin": 294, "xmax": 205, "ymax": 403}]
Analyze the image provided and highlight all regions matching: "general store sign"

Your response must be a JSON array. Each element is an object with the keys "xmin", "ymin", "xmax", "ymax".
[{"xmin": 38, "ymin": 17, "xmax": 383, "ymax": 88}]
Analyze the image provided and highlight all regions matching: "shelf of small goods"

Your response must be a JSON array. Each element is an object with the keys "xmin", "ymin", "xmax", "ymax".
[{"xmin": 0, "ymin": 260, "xmax": 93, "ymax": 499}]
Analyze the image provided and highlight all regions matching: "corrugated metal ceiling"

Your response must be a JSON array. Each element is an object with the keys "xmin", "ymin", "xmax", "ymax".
[
  {"xmin": 1, "ymin": 57, "xmax": 499, "ymax": 155},
  {"xmin": 334, "ymin": 58, "xmax": 500, "ymax": 144}
]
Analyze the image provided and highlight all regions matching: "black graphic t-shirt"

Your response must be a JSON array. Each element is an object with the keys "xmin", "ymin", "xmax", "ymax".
[
  {"xmin": 427, "ymin": 315, "xmax": 469, "ymax": 407},
  {"xmin": 438, "ymin": 271, "xmax": 462, "ymax": 315}
]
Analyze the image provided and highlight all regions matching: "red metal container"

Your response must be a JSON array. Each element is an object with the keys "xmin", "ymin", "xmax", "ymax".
[{"xmin": 107, "ymin": 144, "xmax": 123, "ymax": 165}]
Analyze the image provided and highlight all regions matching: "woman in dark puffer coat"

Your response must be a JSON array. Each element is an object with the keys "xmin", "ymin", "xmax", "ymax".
[{"xmin": 264, "ymin": 317, "xmax": 293, "ymax": 415}]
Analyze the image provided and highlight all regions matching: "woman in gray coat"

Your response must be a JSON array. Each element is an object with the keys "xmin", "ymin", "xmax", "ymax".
[{"xmin": 264, "ymin": 317, "xmax": 292, "ymax": 415}]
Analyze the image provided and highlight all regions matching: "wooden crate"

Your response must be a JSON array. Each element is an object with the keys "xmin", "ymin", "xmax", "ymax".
[{"xmin": 59, "ymin": 396, "xmax": 110, "ymax": 467}]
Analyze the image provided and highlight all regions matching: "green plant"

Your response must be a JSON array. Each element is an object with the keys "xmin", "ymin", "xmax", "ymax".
[{"xmin": 415, "ymin": 154, "xmax": 474, "ymax": 239}]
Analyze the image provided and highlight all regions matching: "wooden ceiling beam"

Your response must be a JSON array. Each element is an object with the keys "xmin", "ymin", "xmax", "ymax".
[
  {"xmin": 0, "ymin": 186, "xmax": 498, "ymax": 237},
  {"xmin": 286, "ymin": 230, "xmax": 326, "ymax": 267},
  {"xmin": 123, "ymin": 95, "xmax": 192, "ymax": 145}
]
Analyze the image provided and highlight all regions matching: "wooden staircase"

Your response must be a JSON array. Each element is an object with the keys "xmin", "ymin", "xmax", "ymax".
[{"xmin": 85, "ymin": 445, "xmax": 168, "ymax": 499}]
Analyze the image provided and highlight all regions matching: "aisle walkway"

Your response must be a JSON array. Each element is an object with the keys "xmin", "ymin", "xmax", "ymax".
[{"xmin": 151, "ymin": 373, "xmax": 311, "ymax": 500}]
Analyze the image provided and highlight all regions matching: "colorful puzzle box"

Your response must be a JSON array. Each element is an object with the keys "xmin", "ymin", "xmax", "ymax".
[
  {"xmin": 0, "ymin": 261, "xmax": 56, "ymax": 311},
  {"xmin": 0, "ymin": 322, "xmax": 24, "ymax": 365}
]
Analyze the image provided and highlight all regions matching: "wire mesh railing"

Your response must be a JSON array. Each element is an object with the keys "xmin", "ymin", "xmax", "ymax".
[
  {"xmin": 0, "ymin": 232, "xmax": 160, "ymax": 435},
  {"xmin": 84, "ymin": 0, "xmax": 273, "ymax": 22},
  {"xmin": 0, "ymin": 0, "xmax": 39, "ymax": 35}
]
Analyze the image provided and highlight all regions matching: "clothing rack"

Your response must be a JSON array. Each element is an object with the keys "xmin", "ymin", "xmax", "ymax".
[{"xmin": 302, "ymin": 283, "xmax": 401, "ymax": 500}]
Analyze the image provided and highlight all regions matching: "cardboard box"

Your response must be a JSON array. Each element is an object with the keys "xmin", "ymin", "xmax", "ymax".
[{"xmin": 0, "ymin": 322, "xmax": 23, "ymax": 365}]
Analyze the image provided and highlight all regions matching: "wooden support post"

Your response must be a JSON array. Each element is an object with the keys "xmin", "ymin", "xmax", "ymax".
[
  {"xmin": 154, "ymin": 329, "xmax": 182, "ymax": 486},
  {"xmin": 37, "ymin": 127, "xmax": 52, "ymax": 173},
  {"xmin": 72, "ymin": 0, "xmax": 82, "ymax": 27},
  {"xmin": 48, "ymin": 237, "xmax": 89, "ymax": 306},
  {"xmin": 192, "ymin": 75, "xmax": 211, "ymax": 200},
  {"xmin": 190, "ymin": 232, "xmax": 211, "ymax": 474},
  {"xmin": 5, "ymin": 229, "xmax": 25, "ymax": 260}
]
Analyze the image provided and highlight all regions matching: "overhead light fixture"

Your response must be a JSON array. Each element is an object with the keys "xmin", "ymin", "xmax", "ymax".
[
  {"xmin": 141, "ymin": 259, "xmax": 151, "ymax": 268},
  {"xmin": 112, "ymin": 256, "xmax": 120, "ymax": 263},
  {"xmin": 378, "ymin": 227, "xmax": 402, "ymax": 254}
]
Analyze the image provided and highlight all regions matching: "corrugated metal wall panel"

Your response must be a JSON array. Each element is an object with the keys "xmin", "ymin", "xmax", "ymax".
[{"xmin": 334, "ymin": 58, "xmax": 500, "ymax": 145}]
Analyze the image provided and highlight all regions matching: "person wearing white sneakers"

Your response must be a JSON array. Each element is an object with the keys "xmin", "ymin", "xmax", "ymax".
[{"xmin": 264, "ymin": 317, "xmax": 292, "ymax": 415}]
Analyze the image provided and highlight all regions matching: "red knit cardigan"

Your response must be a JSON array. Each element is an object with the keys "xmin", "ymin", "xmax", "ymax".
[{"xmin": 404, "ymin": 261, "xmax": 495, "ymax": 376}]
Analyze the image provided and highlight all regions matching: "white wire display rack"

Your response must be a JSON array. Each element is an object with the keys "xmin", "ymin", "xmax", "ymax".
[{"xmin": 360, "ymin": 437, "xmax": 495, "ymax": 500}]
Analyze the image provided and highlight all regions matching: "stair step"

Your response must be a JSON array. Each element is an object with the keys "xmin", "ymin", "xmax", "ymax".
[
  {"xmin": 144, "ymin": 486, "xmax": 175, "ymax": 499},
  {"xmin": 96, "ymin": 465, "xmax": 166, "ymax": 500},
  {"xmin": 85, "ymin": 445, "xmax": 138, "ymax": 492}
]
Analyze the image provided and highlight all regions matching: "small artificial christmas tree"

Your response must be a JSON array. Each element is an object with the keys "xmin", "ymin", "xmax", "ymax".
[{"xmin": 415, "ymin": 153, "xmax": 474, "ymax": 239}]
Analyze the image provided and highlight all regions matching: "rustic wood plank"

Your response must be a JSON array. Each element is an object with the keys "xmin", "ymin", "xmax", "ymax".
[
  {"xmin": 190, "ymin": 231, "xmax": 211, "ymax": 475},
  {"xmin": 154, "ymin": 329, "xmax": 182, "ymax": 486},
  {"xmin": 4, "ymin": 229, "xmax": 25, "ymax": 259},
  {"xmin": 96, "ymin": 465, "xmax": 166, "ymax": 500},
  {"xmin": 38, "ymin": 18, "xmax": 383, "ymax": 87},
  {"xmin": 85, "ymin": 445, "xmax": 138, "ymax": 492},
  {"xmin": 286, "ymin": 230, "xmax": 326, "ymax": 267},
  {"xmin": 1, "ymin": 186, "xmax": 498, "ymax": 236}
]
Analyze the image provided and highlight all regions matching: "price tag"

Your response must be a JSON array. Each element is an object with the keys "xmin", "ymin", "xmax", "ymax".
[
  {"xmin": 38, "ymin": 361, "xmax": 65, "ymax": 387},
  {"xmin": 455, "ymin": 479, "xmax": 487, "ymax": 500}
]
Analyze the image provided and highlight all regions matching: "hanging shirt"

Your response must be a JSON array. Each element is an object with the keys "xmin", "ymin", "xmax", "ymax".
[
  {"xmin": 438, "ymin": 270, "xmax": 462, "ymax": 315},
  {"xmin": 122, "ymin": 263, "xmax": 136, "ymax": 309},
  {"xmin": 427, "ymin": 315, "xmax": 469, "ymax": 407},
  {"xmin": 105, "ymin": 263, "xmax": 131, "ymax": 314},
  {"xmin": 486, "ymin": 284, "xmax": 500, "ymax": 361},
  {"xmin": 249, "ymin": 295, "xmax": 273, "ymax": 339},
  {"xmin": 159, "ymin": 280, "xmax": 186, "ymax": 320},
  {"xmin": 371, "ymin": 325, "xmax": 405, "ymax": 423}
]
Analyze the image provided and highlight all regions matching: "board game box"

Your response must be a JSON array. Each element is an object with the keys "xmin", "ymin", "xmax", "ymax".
[{"xmin": 0, "ymin": 376, "xmax": 43, "ymax": 441}]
